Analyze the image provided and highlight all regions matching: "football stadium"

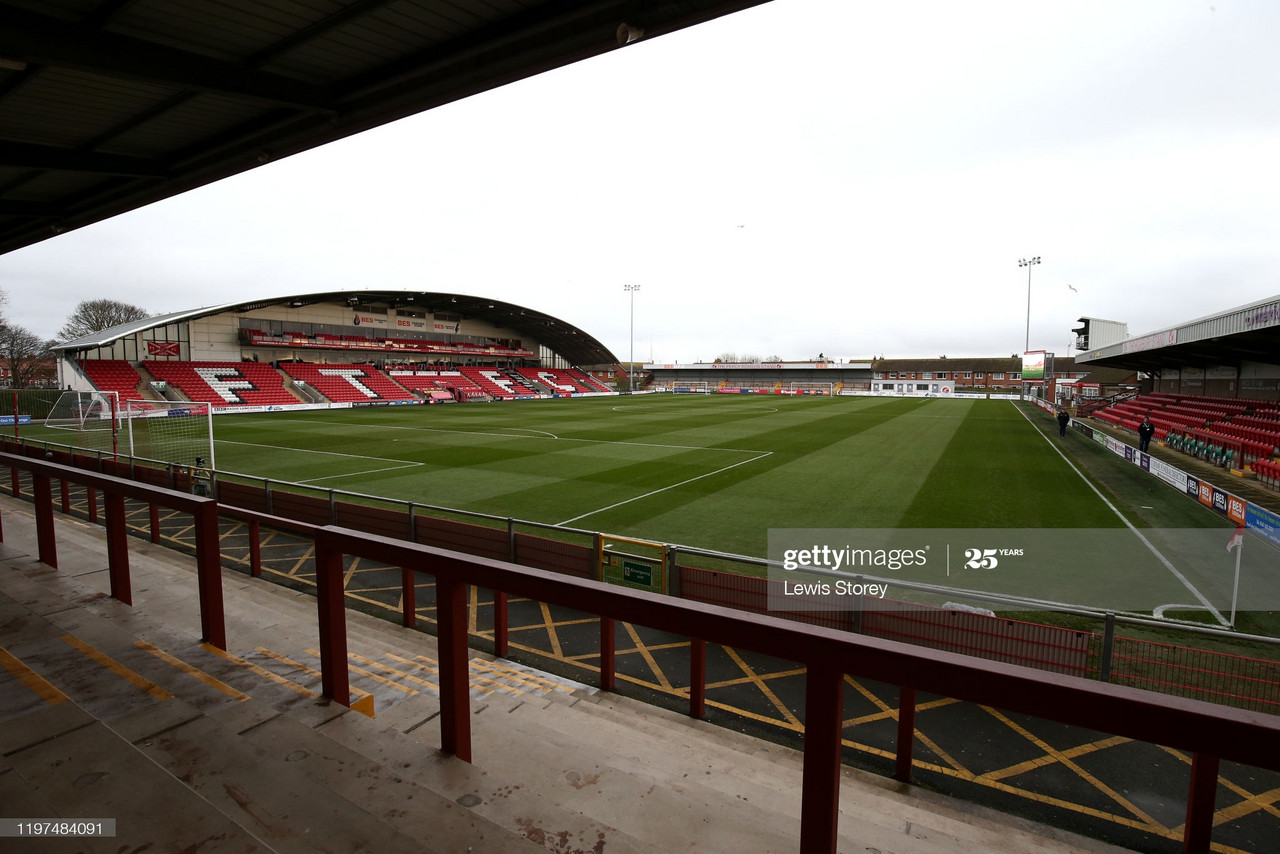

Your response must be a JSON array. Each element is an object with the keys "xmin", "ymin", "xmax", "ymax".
[{"xmin": 3, "ymin": 4, "xmax": 1280, "ymax": 854}]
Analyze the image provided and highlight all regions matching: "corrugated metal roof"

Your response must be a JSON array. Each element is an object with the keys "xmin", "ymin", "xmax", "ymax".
[
  {"xmin": 1077, "ymin": 293, "xmax": 1280, "ymax": 372},
  {"xmin": 0, "ymin": 0, "xmax": 772, "ymax": 254}
]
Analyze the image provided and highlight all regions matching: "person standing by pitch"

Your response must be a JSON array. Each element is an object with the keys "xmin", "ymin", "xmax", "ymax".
[{"xmin": 1138, "ymin": 414, "xmax": 1155, "ymax": 452}]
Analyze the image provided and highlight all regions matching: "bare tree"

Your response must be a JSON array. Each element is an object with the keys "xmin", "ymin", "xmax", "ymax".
[
  {"xmin": 57, "ymin": 298, "xmax": 150, "ymax": 341},
  {"xmin": 0, "ymin": 322, "xmax": 50, "ymax": 388}
]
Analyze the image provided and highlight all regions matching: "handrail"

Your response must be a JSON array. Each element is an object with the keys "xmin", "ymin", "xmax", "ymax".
[
  {"xmin": 6, "ymin": 449, "xmax": 1280, "ymax": 853},
  {"xmin": 1, "ymin": 450, "xmax": 225, "ymax": 648}
]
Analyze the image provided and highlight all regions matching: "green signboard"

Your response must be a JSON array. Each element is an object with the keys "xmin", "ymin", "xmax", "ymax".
[{"xmin": 622, "ymin": 560, "xmax": 653, "ymax": 587}]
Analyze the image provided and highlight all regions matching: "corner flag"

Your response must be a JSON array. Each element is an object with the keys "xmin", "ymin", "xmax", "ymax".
[{"xmin": 1227, "ymin": 525, "xmax": 1245, "ymax": 552}]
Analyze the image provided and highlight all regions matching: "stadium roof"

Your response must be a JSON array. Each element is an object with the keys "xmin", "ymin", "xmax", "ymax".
[
  {"xmin": 1075, "ymin": 293, "xmax": 1280, "ymax": 374},
  {"xmin": 51, "ymin": 289, "xmax": 618, "ymax": 365},
  {"xmin": 0, "ymin": 0, "xmax": 769, "ymax": 256}
]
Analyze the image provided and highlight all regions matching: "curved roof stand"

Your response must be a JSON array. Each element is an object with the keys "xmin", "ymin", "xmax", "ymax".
[{"xmin": 52, "ymin": 289, "xmax": 619, "ymax": 368}]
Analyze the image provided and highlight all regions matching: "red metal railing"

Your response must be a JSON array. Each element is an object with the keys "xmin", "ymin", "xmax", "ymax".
[{"xmin": 6, "ymin": 452, "xmax": 1280, "ymax": 854}]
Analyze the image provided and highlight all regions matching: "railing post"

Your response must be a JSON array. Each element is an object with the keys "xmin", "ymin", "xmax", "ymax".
[
  {"xmin": 193, "ymin": 501, "xmax": 226, "ymax": 650},
  {"xmin": 895, "ymin": 686, "xmax": 917, "ymax": 782},
  {"xmin": 600, "ymin": 617, "xmax": 616, "ymax": 691},
  {"xmin": 436, "ymin": 575, "xmax": 472, "ymax": 762},
  {"xmin": 60, "ymin": 479, "xmax": 70, "ymax": 513},
  {"xmin": 1100, "ymin": 612, "xmax": 1116, "ymax": 683},
  {"xmin": 494, "ymin": 591, "xmax": 509, "ymax": 657},
  {"xmin": 104, "ymin": 491, "xmax": 132, "ymax": 605},
  {"xmin": 314, "ymin": 534, "xmax": 349, "ymax": 707},
  {"xmin": 800, "ymin": 661, "xmax": 844, "ymax": 854},
  {"xmin": 1183, "ymin": 752, "xmax": 1219, "ymax": 854},
  {"xmin": 401, "ymin": 568, "xmax": 416, "ymax": 628},
  {"xmin": 689, "ymin": 637, "xmax": 706, "ymax": 719},
  {"xmin": 33, "ymin": 472, "xmax": 57, "ymax": 568},
  {"xmin": 249, "ymin": 519, "xmax": 262, "ymax": 577}
]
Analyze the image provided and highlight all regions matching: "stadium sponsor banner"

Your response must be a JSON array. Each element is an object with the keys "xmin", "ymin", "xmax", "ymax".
[
  {"xmin": 0, "ymin": 415, "xmax": 31, "ymax": 425},
  {"xmin": 210, "ymin": 403, "xmax": 333, "ymax": 415},
  {"xmin": 1183, "ymin": 475, "xmax": 1248, "ymax": 525},
  {"xmin": 1247, "ymin": 504, "xmax": 1280, "ymax": 550},
  {"xmin": 768, "ymin": 527, "xmax": 1280, "ymax": 612},
  {"xmin": 1147, "ymin": 455, "xmax": 1189, "ymax": 491}
]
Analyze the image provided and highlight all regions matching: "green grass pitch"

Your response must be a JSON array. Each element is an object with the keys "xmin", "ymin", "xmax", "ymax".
[
  {"xmin": 23, "ymin": 393, "xmax": 1264, "ymax": 624},
  {"xmin": 198, "ymin": 394, "xmax": 1254, "ymax": 621}
]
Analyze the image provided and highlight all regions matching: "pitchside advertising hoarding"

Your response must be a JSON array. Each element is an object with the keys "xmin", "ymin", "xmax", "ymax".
[
  {"xmin": 1069, "ymin": 418, "xmax": 1277, "ymax": 549},
  {"xmin": 768, "ymin": 526, "xmax": 1280, "ymax": 614}
]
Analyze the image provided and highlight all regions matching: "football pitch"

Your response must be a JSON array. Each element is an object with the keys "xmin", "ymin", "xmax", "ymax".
[
  {"xmin": 188, "ymin": 393, "xmax": 1263, "ymax": 625},
  {"xmin": 23, "ymin": 392, "xmax": 1268, "ymax": 626}
]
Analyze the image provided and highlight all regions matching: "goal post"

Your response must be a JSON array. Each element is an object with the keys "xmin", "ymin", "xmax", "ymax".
[
  {"xmin": 599, "ymin": 534, "xmax": 667, "ymax": 594},
  {"xmin": 42, "ymin": 390, "xmax": 120, "ymax": 455},
  {"xmin": 124, "ymin": 400, "xmax": 215, "ymax": 471}
]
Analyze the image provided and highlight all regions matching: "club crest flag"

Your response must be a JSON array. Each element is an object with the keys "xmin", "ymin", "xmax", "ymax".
[{"xmin": 147, "ymin": 341, "xmax": 180, "ymax": 357}]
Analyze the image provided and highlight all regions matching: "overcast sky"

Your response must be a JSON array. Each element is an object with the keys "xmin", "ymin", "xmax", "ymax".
[{"xmin": 3, "ymin": 0, "xmax": 1279, "ymax": 363}]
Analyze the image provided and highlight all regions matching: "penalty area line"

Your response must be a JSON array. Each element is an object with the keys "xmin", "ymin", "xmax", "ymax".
[
  {"xmin": 218, "ymin": 439, "xmax": 423, "ymax": 484},
  {"xmin": 557, "ymin": 451, "xmax": 771, "ymax": 527},
  {"xmin": 1010, "ymin": 402, "xmax": 1227, "ymax": 626}
]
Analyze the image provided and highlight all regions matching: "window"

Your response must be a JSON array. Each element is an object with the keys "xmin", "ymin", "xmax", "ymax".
[
  {"xmin": 994, "ymin": 372, "xmax": 1005, "ymax": 380},
  {"xmin": 922, "ymin": 372, "xmax": 933, "ymax": 379}
]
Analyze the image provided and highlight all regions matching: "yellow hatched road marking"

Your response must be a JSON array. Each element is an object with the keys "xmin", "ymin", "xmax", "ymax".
[
  {"xmin": 722, "ymin": 646, "xmax": 801, "ymax": 728},
  {"xmin": 978, "ymin": 706, "xmax": 1166, "ymax": 833},
  {"xmin": 60, "ymin": 635, "xmax": 173, "ymax": 701},
  {"xmin": 0, "ymin": 645, "xmax": 69, "ymax": 705},
  {"xmin": 622, "ymin": 622, "xmax": 672, "ymax": 690},
  {"xmin": 134, "ymin": 641, "xmax": 248, "ymax": 702}
]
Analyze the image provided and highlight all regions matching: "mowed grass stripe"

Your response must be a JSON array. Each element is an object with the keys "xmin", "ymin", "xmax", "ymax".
[
  {"xmin": 899, "ymin": 401, "xmax": 1124, "ymax": 529},
  {"xmin": 579, "ymin": 397, "xmax": 970, "ymax": 554}
]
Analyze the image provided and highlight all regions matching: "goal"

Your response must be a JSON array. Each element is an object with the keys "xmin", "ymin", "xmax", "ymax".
[
  {"xmin": 43, "ymin": 390, "xmax": 119, "ymax": 454},
  {"xmin": 124, "ymin": 400, "xmax": 215, "ymax": 470}
]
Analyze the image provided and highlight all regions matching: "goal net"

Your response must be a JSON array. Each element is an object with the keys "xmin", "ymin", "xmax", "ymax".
[
  {"xmin": 42, "ymin": 390, "xmax": 120, "ymax": 454},
  {"xmin": 788, "ymin": 382, "xmax": 834, "ymax": 396},
  {"xmin": 124, "ymin": 400, "xmax": 215, "ymax": 470}
]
